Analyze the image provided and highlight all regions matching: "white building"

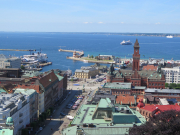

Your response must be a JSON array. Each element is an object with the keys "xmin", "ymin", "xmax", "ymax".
[
  {"xmin": 0, "ymin": 54, "xmax": 21, "ymax": 68},
  {"xmin": 148, "ymin": 58, "xmax": 165, "ymax": 65},
  {"xmin": 161, "ymin": 66, "xmax": 180, "ymax": 84},
  {"xmin": 0, "ymin": 93, "xmax": 30, "ymax": 135},
  {"xmin": 38, "ymin": 92, "xmax": 44, "ymax": 115}
]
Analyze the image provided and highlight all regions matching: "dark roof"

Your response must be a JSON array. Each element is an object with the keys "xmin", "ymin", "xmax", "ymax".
[
  {"xmin": 167, "ymin": 98, "xmax": 177, "ymax": 104},
  {"xmin": 39, "ymin": 71, "xmax": 58, "ymax": 89},
  {"xmin": 0, "ymin": 68, "xmax": 20, "ymax": 71},
  {"xmin": 1, "ymin": 83, "xmax": 16, "ymax": 93}
]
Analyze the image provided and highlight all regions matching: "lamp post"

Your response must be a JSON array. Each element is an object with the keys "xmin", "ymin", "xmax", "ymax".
[{"xmin": 60, "ymin": 115, "xmax": 62, "ymax": 125}]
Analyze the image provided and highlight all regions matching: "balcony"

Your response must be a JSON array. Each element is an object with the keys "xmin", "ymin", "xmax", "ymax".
[
  {"xmin": 19, "ymin": 113, "xmax": 23, "ymax": 117},
  {"xmin": 19, "ymin": 120, "xmax": 23, "ymax": 123},
  {"xmin": 31, "ymin": 100, "xmax": 35, "ymax": 105}
]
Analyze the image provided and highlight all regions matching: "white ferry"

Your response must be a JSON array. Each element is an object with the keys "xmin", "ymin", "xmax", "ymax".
[
  {"xmin": 166, "ymin": 35, "xmax": 173, "ymax": 38},
  {"xmin": 120, "ymin": 40, "xmax": 132, "ymax": 45},
  {"xmin": 21, "ymin": 52, "xmax": 48, "ymax": 63}
]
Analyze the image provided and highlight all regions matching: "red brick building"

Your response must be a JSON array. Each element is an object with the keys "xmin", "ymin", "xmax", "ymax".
[
  {"xmin": 106, "ymin": 39, "xmax": 165, "ymax": 94},
  {"xmin": 136, "ymin": 99, "xmax": 180, "ymax": 121}
]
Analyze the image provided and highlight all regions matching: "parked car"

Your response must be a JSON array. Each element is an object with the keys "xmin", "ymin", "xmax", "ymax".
[
  {"xmin": 68, "ymin": 76, "xmax": 78, "ymax": 81},
  {"xmin": 60, "ymin": 112, "xmax": 66, "ymax": 116},
  {"xmin": 72, "ymin": 105, "xmax": 78, "ymax": 110},
  {"xmin": 75, "ymin": 101, "xmax": 80, "ymax": 104},
  {"xmin": 67, "ymin": 115, "xmax": 74, "ymax": 120},
  {"xmin": 66, "ymin": 104, "xmax": 72, "ymax": 109},
  {"xmin": 74, "ymin": 103, "xmax": 79, "ymax": 106}
]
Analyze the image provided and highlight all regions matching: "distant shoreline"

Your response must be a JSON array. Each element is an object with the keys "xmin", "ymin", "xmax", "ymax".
[{"xmin": 0, "ymin": 31, "xmax": 180, "ymax": 37}]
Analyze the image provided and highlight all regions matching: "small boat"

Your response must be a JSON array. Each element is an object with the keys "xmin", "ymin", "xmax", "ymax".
[
  {"xmin": 120, "ymin": 40, "xmax": 132, "ymax": 45},
  {"xmin": 166, "ymin": 35, "xmax": 173, "ymax": 38},
  {"xmin": 83, "ymin": 60, "xmax": 88, "ymax": 63}
]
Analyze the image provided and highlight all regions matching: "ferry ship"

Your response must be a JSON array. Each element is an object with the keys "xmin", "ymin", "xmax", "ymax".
[
  {"xmin": 120, "ymin": 40, "xmax": 132, "ymax": 45},
  {"xmin": 166, "ymin": 35, "xmax": 173, "ymax": 38},
  {"xmin": 21, "ymin": 52, "xmax": 48, "ymax": 63}
]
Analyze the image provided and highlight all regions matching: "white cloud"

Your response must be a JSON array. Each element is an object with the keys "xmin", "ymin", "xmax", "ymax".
[
  {"xmin": 121, "ymin": 22, "xmax": 124, "ymax": 24},
  {"xmin": 155, "ymin": 22, "xmax": 160, "ymax": 25},
  {"xmin": 83, "ymin": 22, "xmax": 89, "ymax": 24},
  {"xmin": 98, "ymin": 22, "xmax": 103, "ymax": 24}
]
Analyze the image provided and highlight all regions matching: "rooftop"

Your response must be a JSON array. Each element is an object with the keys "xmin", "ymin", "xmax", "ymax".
[
  {"xmin": 103, "ymin": 82, "xmax": 131, "ymax": 90},
  {"xmin": 72, "ymin": 98, "xmax": 145, "ymax": 126},
  {"xmin": 116, "ymin": 95, "xmax": 136, "ymax": 105},
  {"xmin": 140, "ymin": 104, "xmax": 180, "ymax": 114},
  {"xmin": 145, "ymin": 88, "xmax": 180, "ymax": 94},
  {"xmin": 143, "ymin": 65, "xmax": 158, "ymax": 71},
  {"xmin": 0, "ymin": 128, "xmax": 13, "ymax": 135}
]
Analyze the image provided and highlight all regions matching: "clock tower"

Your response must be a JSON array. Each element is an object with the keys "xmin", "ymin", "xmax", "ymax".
[{"xmin": 133, "ymin": 39, "xmax": 140, "ymax": 71}]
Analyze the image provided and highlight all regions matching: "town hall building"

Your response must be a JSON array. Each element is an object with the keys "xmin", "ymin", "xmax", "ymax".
[{"xmin": 106, "ymin": 39, "xmax": 165, "ymax": 95}]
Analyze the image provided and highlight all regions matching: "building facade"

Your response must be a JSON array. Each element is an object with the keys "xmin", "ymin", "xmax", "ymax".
[
  {"xmin": 75, "ymin": 67, "xmax": 99, "ymax": 79},
  {"xmin": 38, "ymin": 71, "xmax": 59, "ymax": 111},
  {"xmin": 0, "ymin": 93, "xmax": 30, "ymax": 135},
  {"xmin": 161, "ymin": 66, "xmax": 180, "ymax": 84},
  {"xmin": 14, "ymin": 88, "xmax": 38, "ymax": 122}
]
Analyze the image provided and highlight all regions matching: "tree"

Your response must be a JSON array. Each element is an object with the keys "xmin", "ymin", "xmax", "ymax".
[
  {"xmin": 165, "ymin": 83, "xmax": 169, "ymax": 88},
  {"xmin": 21, "ymin": 65, "xmax": 25, "ymax": 70},
  {"xmin": 170, "ymin": 83, "xmax": 177, "ymax": 89},
  {"xmin": 21, "ymin": 128, "xmax": 28, "ymax": 135},
  {"xmin": 129, "ymin": 110, "xmax": 180, "ymax": 135}
]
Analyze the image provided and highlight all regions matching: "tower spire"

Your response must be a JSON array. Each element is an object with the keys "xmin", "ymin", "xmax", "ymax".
[{"xmin": 132, "ymin": 39, "xmax": 140, "ymax": 71}]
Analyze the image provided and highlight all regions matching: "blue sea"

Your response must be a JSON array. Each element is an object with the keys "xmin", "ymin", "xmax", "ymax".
[{"xmin": 0, "ymin": 32, "xmax": 180, "ymax": 72}]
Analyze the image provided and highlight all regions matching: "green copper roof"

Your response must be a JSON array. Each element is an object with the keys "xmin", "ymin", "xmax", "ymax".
[
  {"xmin": 55, "ymin": 73, "xmax": 64, "ymax": 81},
  {"xmin": 103, "ymin": 82, "xmax": 131, "ymax": 90},
  {"xmin": 0, "ymin": 88, "xmax": 6, "ymax": 93},
  {"xmin": 0, "ymin": 129, "xmax": 13, "ymax": 135},
  {"xmin": 6, "ymin": 117, "xmax": 13, "ymax": 124},
  {"xmin": 98, "ymin": 98, "xmax": 112, "ymax": 108}
]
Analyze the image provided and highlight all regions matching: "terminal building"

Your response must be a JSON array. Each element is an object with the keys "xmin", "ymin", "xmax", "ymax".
[
  {"xmin": 0, "ymin": 54, "xmax": 21, "ymax": 69},
  {"xmin": 62, "ymin": 98, "xmax": 145, "ymax": 135}
]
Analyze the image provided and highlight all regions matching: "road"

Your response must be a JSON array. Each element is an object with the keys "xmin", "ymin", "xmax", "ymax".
[{"xmin": 38, "ymin": 90, "xmax": 78, "ymax": 135}]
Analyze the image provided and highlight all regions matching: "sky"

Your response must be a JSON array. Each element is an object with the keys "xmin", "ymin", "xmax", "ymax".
[{"xmin": 0, "ymin": 0, "xmax": 180, "ymax": 33}]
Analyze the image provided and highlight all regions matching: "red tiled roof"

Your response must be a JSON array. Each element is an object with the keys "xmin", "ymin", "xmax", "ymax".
[
  {"xmin": 143, "ymin": 65, "xmax": 158, "ymax": 71},
  {"xmin": 39, "ymin": 71, "xmax": 58, "ymax": 89},
  {"xmin": 116, "ymin": 95, "xmax": 135, "ymax": 104},
  {"xmin": 15, "ymin": 84, "xmax": 40, "ymax": 93},
  {"xmin": 140, "ymin": 104, "xmax": 180, "ymax": 113}
]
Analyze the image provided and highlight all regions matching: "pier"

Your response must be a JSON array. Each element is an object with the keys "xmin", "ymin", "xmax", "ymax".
[
  {"xmin": 0, "ymin": 49, "xmax": 36, "ymax": 51},
  {"xmin": 66, "ymin": 56, "xmax": 115, "ymax": 64},
  {"xmin": 59, "ymin": 49, "xmax": 84, "ymax": 57}
]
